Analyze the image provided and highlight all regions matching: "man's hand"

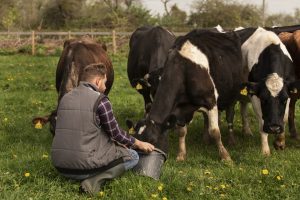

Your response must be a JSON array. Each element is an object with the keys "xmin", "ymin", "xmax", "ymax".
[{"xmin": 134, "ymin": 139, "xmax": 155, "ymax": 153}]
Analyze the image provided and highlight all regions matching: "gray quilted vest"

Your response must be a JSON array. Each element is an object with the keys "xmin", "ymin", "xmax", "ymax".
[{"xmin": 51, "ymin": 82, "xmax": 130, "ymax": 170}]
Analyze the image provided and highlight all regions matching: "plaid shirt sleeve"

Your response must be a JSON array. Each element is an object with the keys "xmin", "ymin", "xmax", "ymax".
[{"xmin": 97, "ymin": 97, "xmax": 135, "ymax": 147}]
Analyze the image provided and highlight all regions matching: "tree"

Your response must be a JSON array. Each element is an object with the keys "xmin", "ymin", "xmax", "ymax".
[
  {"xmin": 188, "ymin": 0, "xmax": 261, "ymax": 28},
  {"xmin": 1, "ymin": 7, "xmax": 18, "ymax": 31},
  {"xmin": 161, "ymin": 4, "xmax": 187, "ymax": 30}
]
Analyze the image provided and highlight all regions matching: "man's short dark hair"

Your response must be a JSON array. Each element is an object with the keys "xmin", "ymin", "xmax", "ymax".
[{"xmin": 80, "ymin": 63, "xmax": 107, "ymax": 82}]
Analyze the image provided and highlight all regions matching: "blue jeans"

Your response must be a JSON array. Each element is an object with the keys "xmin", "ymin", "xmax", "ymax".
[
  {"xmin": 60, "ymin": 149, "xmax": 139, "ymax": 180},
  {"xmin": 124, "ymin": 149, "xmax": 139, "ymax": 170}
]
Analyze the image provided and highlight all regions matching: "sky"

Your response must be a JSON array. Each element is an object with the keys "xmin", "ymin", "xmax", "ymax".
[{"xmin": 141, "ymin": 0, "xmax": 300, "ymax": 16}]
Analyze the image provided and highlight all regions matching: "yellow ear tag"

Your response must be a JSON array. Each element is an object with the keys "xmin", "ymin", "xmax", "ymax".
[
  {"xmin": 240, "ymin": 87, "xmax": 248, "ymax": 96},
  {"xmin": 135, "ymin": 83, "xmax": 143, "ymax": 90},
  {"xmin": 128, "ymin": 127, "xmax": 135, "ymax": 135},
  {"xmin": 35, "ymin": 120, "xmax": 43, "ymax": 129}
]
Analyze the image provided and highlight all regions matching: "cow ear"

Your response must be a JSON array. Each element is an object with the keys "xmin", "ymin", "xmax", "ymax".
[
  {"xmin": 126, "ymin": 119, "xmax": 134, "ymax": 129},
  {"xmin": 162, "ymin": 114, "xmax": 177, "ymax": 130},
  {"xmin": 240, "ymin": 82, "xmax": 259, "ymax": 96},
  {"xmin": 287, "ymin": 80, "xmax": 300, "ymax": 95}
]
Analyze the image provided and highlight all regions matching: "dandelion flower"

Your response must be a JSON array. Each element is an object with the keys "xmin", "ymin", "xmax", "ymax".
[
  {"xmin": 186, "ymin": 186, "xmax": 192, "ymax": 192},
  {"xmin": 220, "ymin": 184, "xmax": 226, "ymax": 189},
  {"xmin": 158, "ymin": 184, "xmax": 163, "ymax": 191},
  {"xmin": 220, "ymin": 194, "xmax": 226, "ymax": 198},
  {"xmin": 35, "ymin": 121, "xmax": 43, "ymax": 129},
  {"xmin": 162, "ymin": 197, "xmax": 167, "ymax": 200},
  {"xmin": 24, "ymin": 172, "xmax": 30, "ymax": 177},
  {"xmin": 99, "ymin": 191, "xmax": 104, "ymax": 197},
  {"xmin": 151, "ymin": 193, "xmax": 158, "ymax": 198},
  {"xmin": 261, "ymin": 169, "xmax": 269, "ymax": 175},
  {"xmin": 3, "ymin": 118, "xmax": 8, "ymax": 122},
  {"xmin": 13, "ymin": 154, "xmax": 17, "ymax": 158},
  {"xmin": 276, "ymin": 175, "xmax": 283, "ymax": 181},
  {"xmin": 42, "ymin": 154, "xmax": 48, "ymax": 159}
]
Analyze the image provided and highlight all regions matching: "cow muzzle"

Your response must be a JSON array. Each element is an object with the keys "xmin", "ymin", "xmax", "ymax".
[{"xmin": 265, "ymin": 124, "xmax": 283, "ymax": 134}]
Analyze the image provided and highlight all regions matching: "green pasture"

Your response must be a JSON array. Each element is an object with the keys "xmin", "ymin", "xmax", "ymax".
[{"xmin": 1, "ymin": 54, "xmax": 300, "ymax": 200}]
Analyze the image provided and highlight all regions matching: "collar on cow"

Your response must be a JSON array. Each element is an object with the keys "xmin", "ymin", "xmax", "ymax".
[{"xmin": 80, "ymin": 81, "xmax": 100, "ymax": 92}]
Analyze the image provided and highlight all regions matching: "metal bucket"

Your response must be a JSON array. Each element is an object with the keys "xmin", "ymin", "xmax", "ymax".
[{"xmin": 133, "ymin": 148, "xmax": 167, "ymax": 180}]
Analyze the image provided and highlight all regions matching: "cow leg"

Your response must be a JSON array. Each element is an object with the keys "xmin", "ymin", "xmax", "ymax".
[
  {"xmin": 226, "ymin": 104, "xmax": 236, "ymax": 146},
  {"xmin": 274, "ymin": 98, "xmax": 289, "ymax": 150},
  {"xmin": 240, "ymin": 101, "xmax": 253, "ymax": 136},
  {"xmin": 202, "ymin": 112, "xmax": 212, "ymax": 145},
  {"xmin": 288, "ymin": 96, "xmax": 300, "ymax": 140},
  {"xmin": 251, "ymin": 96, "xmax": 270, "ymax": 155},
  {"xmin": 176, "ymin": 125, "xmax": 187, "ymax": 161},
  {"xmin": 207, "ymin": 106, "xmax": 231, "ymax": 161},
  {"xmin": 273, "ymin": 133, "xmax": 286, "ymax": 150}
]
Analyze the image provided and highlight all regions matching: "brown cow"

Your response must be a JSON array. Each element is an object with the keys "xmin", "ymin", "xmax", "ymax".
[
  {"xmin": 33, "ymin": 36, "xmax": 114, "ymax": 135},
  {"xmin": 279, "ymin": 30, "xmax": 300, "ymax": 140}
]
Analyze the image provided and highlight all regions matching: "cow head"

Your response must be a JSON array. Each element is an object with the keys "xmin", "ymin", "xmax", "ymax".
[
  {"xmin": 126, "ymin": 115, "xmax": 176, "ymax": 153},
  {"xmin": 243, "ymin": 73, "xmax": 300, "ymax": 134}
]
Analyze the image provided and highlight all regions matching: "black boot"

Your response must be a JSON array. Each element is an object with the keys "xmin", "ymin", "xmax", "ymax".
[{"xmin": 80, "ymin": 163, "xmax": 125, "ymax": 194}]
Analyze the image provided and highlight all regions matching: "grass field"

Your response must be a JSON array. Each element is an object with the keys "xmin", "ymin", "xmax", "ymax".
[{"xmin": 1, "ymin": 54, "xmax": 300, "ymax": 200}]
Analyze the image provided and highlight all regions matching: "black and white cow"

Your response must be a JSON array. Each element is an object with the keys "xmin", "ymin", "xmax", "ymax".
[
  {"xmin": 128, "ymin": 29, "xmax": 245, "ymax": 161},
  {"xmin": 235, "ymin": 27, "xmax": 300, "ymax": 155},
  {"xmin": 127, "ymin": 26, "xmax": 176, "ymax": 113}
]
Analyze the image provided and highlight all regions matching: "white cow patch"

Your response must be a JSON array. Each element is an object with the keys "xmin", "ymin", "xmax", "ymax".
[
  {"xmin": 178, "ymin": 40, "xmax": 219, "ymax": 100},
  {"xmin": 215, "ymin": 24, "xmax": 225, "ymax": 33},
  {"xmin": 138, "ymin": 125, "xmax": 146, "ymax": 135},
  {"xmin": 178, "ymin": 40, "xmax": 209, "ymax": 70},
  {"xmin": 241, "ymin": 27, "xmax": 292, "ymax": 71},
  {"xmin": 265, "ymin": 73, "xmax": 283, "ymax": 97}
]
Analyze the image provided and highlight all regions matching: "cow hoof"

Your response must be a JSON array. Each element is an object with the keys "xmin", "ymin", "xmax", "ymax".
[
  {"xmin": 176, "ymin": 153, "xmax": 186, "ymax": 162},
  {"xmin": 262, "ymin": 151, "xmax": 271, "ymax": 156},
  {"xmin": 273, "ymin": 140, "xmax": 286, "ymax": 150},
  {"xmin": 219, "ymin": 148, "xmax": 231, "ymax": 161}
]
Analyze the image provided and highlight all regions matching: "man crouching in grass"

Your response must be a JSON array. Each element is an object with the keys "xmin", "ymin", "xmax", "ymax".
[{"xmin": 51, "ymin": 63, "xmax": 154, "ymax": 195}]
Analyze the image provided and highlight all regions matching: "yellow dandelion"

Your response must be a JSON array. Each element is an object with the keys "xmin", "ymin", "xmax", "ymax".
[
  {"xmin": 220, "ymin": 194, "xmax": 226, "ymax": 198},
  {"xmin": 151, "ymin": 193, "xmax": 158, "ymax": 198},
  {"xmin": 162, "ymin": 197, "xmax": 167, "ymax": 200},
  {"xmin": 13, "ymin": 154, "xmax": 17, "ymax": 158},
  {"xmin": 158, "ymin": 184, "xmax": 164, "ymax": 191},
  {"xmin": 3, "ymin": 118, "xmax": 8, "ymax": 122},
  {"xmin": 213, "ymin": 187, "xmax": 219, "ymax": 191},
  {"xmin": 42, "ymin": 154, "xmax": 48, "ymax": 159},
  {"xmin": 280, "ymin": 184, "xmax": 286, "ymax": 188},
  {"xmin": 276, "ymin": 175, "xmax": 283, "ymax": 181},
  {"xmin": 99, "ymin": 191, "xmax": 104, "ymax": 197},
  {"xmin": 35, "ymin": 121, "xmax": 43, "ymax": 129},
  {"xmin": 186, "ymin": 186, "xmax": 192, "ymax": 192},
  {"xmin": 24, "ymin": 172, "xmax": 30, "ymax": 177},
  {"xmin": 261, "ymin": 169, "xmax": 269, "ymax": 175},
  {"xmin": 220, "ymin": 184, "xmax": 226, "ymax": 189},
  {"xmin": 204, "ymin": 170, "xmax": 211, "ymax": 175}
]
